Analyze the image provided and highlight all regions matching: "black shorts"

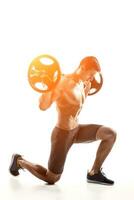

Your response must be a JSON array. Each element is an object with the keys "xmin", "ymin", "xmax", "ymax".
[{"xmin": 48, "ymin": 124, "xmax": 102, "ymax": 174}]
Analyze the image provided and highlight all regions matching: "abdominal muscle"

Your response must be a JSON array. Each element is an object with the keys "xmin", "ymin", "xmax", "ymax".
[{"xmin": 56, "ymin": 114, "xmax": 79, "ymax": 130}]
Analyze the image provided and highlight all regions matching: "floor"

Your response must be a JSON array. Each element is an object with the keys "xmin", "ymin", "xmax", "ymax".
[{"xmin": 1, "ymin": 173, "xmax": 134, "ymax": 200}]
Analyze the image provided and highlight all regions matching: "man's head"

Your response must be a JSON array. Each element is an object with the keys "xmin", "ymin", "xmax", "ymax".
[
  {"xmin": 80, "ymin": 56, "xmax": 101, "ymax": 72},
  {"xmin": 76, "ymin": 56, "xmax": 101, "ymax": 81}
]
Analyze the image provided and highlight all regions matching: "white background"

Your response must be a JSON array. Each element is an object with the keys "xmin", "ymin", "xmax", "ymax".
[{"xmin": 0, "ymin": 0, "xmax": 134, "ymax": 199}]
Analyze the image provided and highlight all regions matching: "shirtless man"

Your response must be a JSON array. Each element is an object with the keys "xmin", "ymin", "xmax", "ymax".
[{"xmin": 9, "ymin": 56, "xmax": 116, "ymax": 185}]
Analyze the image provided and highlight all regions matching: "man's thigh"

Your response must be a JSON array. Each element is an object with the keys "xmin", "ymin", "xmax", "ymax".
[
  {"xmin": 74, "ymin": 124, "xmax": 102, "ymax": 143},
  {"xmin": 48, "ymin": 126, "xmax": 78, "ymax": 174}
]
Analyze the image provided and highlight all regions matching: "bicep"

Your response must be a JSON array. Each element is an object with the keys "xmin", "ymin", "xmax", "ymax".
[
  {"xmin": 39, "ymin": 92, "xmax": 53, "ymax": 110},
  {"xmin": 39, "ymin": 88, "xmax": 61, "ymax": 110}
]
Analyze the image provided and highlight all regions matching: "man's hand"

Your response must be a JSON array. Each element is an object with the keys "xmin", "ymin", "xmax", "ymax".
[{"xmin": 84, "ymin": 78, "xmax": 92, "ymax": 97}]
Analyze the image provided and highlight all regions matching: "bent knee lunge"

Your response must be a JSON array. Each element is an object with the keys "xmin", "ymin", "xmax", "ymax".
[
  {"xmin": 45, "ymin": 169, "xmax": 61, "ymax": 184},
  {"xmin": 96, "ymin": 126, "xmax": 117, "ymax": 142}
]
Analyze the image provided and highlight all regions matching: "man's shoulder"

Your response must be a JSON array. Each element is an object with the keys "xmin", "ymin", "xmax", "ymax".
[
  {"xmin": 54, "ymin": 74, "xmax": 75, "ymax": 98},
  {"xmin": 59, "ymin": 74, "xmax": 73, "ymax": 85},
  {"xmin": 61, "ymin": 73, "xmax": 77, "ymax": 84}
]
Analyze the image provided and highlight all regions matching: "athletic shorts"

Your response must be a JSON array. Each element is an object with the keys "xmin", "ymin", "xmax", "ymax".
[{"xmin": 48, "ymin": 124, "xmax": 102, "ymax": 174}]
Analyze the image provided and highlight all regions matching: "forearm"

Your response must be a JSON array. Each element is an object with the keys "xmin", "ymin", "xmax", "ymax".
[
  {"xmin": 84, "ymin": 80, "xmax": 91, "ymax": 97},
  {"xmin": 39, "ymin": 92, "xmax": 53, "ymax": 110},
  {"xmin": 84, "ymin": 87, "xmax": 90, "ymax": 97}
]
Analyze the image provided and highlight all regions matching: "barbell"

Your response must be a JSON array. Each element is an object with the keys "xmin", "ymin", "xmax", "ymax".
[{"xmin": 28, "ymin": 54, "xmax": 103, "ymax": 95}]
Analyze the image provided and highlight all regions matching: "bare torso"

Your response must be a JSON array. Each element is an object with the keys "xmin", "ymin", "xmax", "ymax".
[{"xmin": 55, "ymin": 74, "xmax": 87, "ymax": 130}]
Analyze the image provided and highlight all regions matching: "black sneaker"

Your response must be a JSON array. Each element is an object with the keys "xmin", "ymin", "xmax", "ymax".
[
  {"xmin": 87, "ymin": 169, "xmax": 114, "ymax": 185},
  {"xmin": 9, "ymin": 154, "xmax": 22, "ymax": 176}
]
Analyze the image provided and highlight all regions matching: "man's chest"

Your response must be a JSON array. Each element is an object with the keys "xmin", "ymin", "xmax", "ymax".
[
  {"xmin": 72, "ymin": 81, "xmax": 85, "ymax": 103},
  {"xmin": 60, "ymin": 80, "xmax": 85, "ymax": 105}
]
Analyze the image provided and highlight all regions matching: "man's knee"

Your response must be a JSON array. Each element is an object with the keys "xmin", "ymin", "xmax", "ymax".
[
  {"xmin": 104, "ymin": 127, "xmax": 117, "ymax": 142},
  {"xmin": 96, "ymin": 126, "xmax": 117, "ymax": 142},
  {"xmin": 46, "ymin": 169, "xmax": 62, "ymax": 184},
  {"xmin": 51, "ymin": 174, "xmax": 61, "ymax": 184}
]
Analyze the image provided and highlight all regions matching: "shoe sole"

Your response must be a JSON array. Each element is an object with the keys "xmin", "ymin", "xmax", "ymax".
[{"xmin": 87, "ymin": 179, "xmax": 114, "ymax": 186}]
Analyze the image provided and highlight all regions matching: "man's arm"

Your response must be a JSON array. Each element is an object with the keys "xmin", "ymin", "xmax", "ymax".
[
  {"xmin": 39, "ymin": 88, "xmax": 61, "ymax": 111},
  {"xmin": 39, "ymin": 91, "xmax": 53, "ymax": 111},
  {"xmin": 84, "ymin": 79, "xmax": 91, "ymax": 97}
]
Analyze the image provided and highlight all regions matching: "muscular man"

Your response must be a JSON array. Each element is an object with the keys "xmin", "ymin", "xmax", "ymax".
[{"xmin": 9, "ymin": 56, "xmax": 116, "ymax": 185}]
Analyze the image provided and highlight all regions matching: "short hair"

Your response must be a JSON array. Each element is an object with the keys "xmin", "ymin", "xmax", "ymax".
[{"xmin": 79, "ymin": 56, "xmax": 101, "ymax": 72}]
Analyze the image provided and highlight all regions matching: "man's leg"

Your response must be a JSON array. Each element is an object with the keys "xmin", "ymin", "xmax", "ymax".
[
  {"xmin": 89, "ymin": 126, "xmax": 117, "ymax": 175},
  {"xmin": 9, "ymin": 127, "xmax": 76, "ymax": 184},
  {"xmin": 74, "ymin": 124, "xmax": 117, "ymax": 184},
  {"xmin": 9, "ymin": 154, "xmax": 61, "ymax": 184},
  {"xmin": 18, "ymin": 158, "xmax": 61, "ymax": 184}
]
